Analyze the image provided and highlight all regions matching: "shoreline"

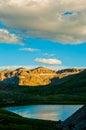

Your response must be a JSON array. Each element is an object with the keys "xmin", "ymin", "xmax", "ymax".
[
  {"xmin": 0, "ymin": 101, "xmax": 85, "ymax": 108},
  {"xmin": 0, "ymin": 104, "xmax": 85, "ymax": 130}
]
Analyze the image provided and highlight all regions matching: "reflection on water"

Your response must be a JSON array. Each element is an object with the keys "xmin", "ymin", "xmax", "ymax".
[{"xmin": 4, "ymin": 105, "xmax": 82, "ymax": 121}]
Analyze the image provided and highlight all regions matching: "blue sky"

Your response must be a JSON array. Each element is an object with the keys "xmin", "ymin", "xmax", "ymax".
[
  {"xmin": 0, "ymin": 0, "xmax": 86, "ymax": 70},
  {"xmin": 0, "ymin": 38, "xmax": 86, "ymax": 70}
]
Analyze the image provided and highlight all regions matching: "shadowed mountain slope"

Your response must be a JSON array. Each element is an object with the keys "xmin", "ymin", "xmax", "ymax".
[{"xmin": 64, "ymin": 105, "xmax": 86, "ymax": 130}]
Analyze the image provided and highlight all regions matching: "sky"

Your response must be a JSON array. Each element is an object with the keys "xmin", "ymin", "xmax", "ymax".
[{"xmin": 0, "ymin": 0, "xmax": 86, "ymax": 70}]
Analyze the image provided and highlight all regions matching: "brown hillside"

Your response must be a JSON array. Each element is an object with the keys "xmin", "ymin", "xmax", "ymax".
[{"xmin": 0, "ymin": 67, "xmax": 85, "ymax": 86}]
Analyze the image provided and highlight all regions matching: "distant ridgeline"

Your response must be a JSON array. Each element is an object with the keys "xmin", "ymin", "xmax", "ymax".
[{"xmin": 0, "ymin": 66, "xmax": 85, "ymax": 86}]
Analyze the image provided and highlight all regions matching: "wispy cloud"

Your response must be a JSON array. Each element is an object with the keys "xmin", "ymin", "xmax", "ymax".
[
  {"xmin": 34, "ymin": 58, "xmax": 62, "ymax": 65},
  {"xmin": 0, "ymin": 29, "xmax": 23, "ymax": 44},
  {"xmin": 0, "ymin": 0, "xmax": 86, "ymax": 44},
  {"xmin": 0, "ymin": 65, "xmax": 67, "ymax": 71},
  {"xmin": 19, "ymin": 48, "xmax": 40, "ymax": 52},
  {"xmin": 0, "ymin": 65, "xmax": 38, "ymax": 70},
  {"xmin": 43, "ymin": 53, "xmax": 55, "ymax": 57}
]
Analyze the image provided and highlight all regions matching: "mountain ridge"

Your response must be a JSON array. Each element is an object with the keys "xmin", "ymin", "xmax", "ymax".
[{"xmin": 0, "ymin": 67, "xmax": 85, "ymax": 86}]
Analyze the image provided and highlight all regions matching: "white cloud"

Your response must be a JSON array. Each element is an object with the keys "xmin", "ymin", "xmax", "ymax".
[
  {"xmin": 0, "ymin": 29, "xmax": 22, "ymax": 44},
  {"xmin": 34, "ymin": 58, "xmax": 62, "ymax": 65},
  {"xmin": 0, "ymin": 65, "xmax": 38, "ymax": 70},
  {"xmin": 0, "ymin": 65, "xmax": 85, "ymax": 71},
  {"xmin": 0, "ymin": 0, "xmax": 86, "ymax": 44},
  {"xmin": 19, "ymin": 47, "xmax": 40, "ymax": 52},
  {"xmin": 43, "ymin": 53, "xmax": 55, "ymax": 57},
  {"xmin": 0, "ymin": 65, "xmax": 67, "ymax": 71}
]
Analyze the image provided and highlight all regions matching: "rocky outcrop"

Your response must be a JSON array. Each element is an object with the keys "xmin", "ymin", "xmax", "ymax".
[
  {"xmin": 18, "ymin": 67, "xmax": 58, "ymax": 86},
  {"xmin": 0, "ymin": 67, "xmax": 57, "ymax": 86},
  {"xmin": 64, "ymin": 105, "xmax": 86, "ymax": 130},
  {"xmin": 0, "ymin": 67, "xmax": 85, "ymax": 86},
  {"xmin": 57, "ymin": 68, "xmax": 84, "ymax": 78}
]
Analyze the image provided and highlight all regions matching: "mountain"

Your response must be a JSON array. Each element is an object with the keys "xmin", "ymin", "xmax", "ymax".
[
  {"xmin": 0, "ymin": 67, "xmax": 57, "ymax": 86},
  {"xmin": 56, "ymin": 68, "xmax": 84, "ymax": 78},
  {"xmin": 0, "ymin": 67, "xmax": 86, "ymax": 105},
  {"xmin": 0, "ymin": 67, "xmax": 85, "ymax": 86}
]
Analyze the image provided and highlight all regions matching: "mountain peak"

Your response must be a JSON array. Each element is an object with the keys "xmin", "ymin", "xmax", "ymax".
[
  {"xmin": 31, "ymin": 66, "xmax": 56, "ymax": 74},
  {"xmin": 15, "ymin": 67, "xmax": 28, "ymax": 71},
  {"xmin": 33, "ymin": 66, "xmax": 50, "ymax": 70}
]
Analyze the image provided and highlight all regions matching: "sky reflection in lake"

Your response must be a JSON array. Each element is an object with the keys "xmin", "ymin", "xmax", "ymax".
[{"xmin": 4, "ymin": 105, "xmax": 82, "ymax": 121}]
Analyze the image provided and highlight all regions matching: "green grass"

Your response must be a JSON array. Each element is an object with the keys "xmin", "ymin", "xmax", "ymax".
[
  {"xmin": 0, "ymin": 70, "xmax": 86, "ymax": 129},
  {"xmin": 0, "ymin": 108, "xmax": 57, "ymax": 130},
  {"xmin": 0, "ymin": 70, "xmax": 86, "ymax": 106}
]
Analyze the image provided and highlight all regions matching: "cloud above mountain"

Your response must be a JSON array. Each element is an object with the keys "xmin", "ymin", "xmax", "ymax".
[
  {"xmin": 0, "ymin": 29, "xmax": 22, "ymax": 44},
  {"xmin": 0, "ymin": 65, "xmax": 66, "ymax": 71},
  {"xmin": 19, "ymin": 48, "xmax": 40, "ymax": 52},
  {"xmin": 35, "ymin": 58, "xmax": 62, "ymax": 65},
  {"xmin": 43, "ymin": 53, "xmax": 55, "ymax": 57},
  {"xmin": 0, "ymin": 0, "xmax": 86, "ymax": 44}
]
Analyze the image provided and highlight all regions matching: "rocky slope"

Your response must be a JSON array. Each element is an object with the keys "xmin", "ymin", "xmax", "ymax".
[
  {"xmin": 0, "ymin": 67, "xmax": 57, "ymax": 86},
  {"xmin": 0, "ymin": 67, "xmax": 85, "ymax": 86},
  {"xmin": 57, "ymin": 68, "xmax": 84, "ymax": 78},
  {"xmin": 64, "ymin": 105, "xmax": 86, "ymax": 130}
]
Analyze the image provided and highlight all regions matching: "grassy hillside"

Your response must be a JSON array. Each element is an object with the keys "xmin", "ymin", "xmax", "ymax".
[
  {"xmin": 0, "ymin": 105, "xmax": 85, "ymax": 130},
  {"xmin": 0, "ymin": 109, "xmax": 57, "ymax": 130},
  {"xmin": 55, "ymin": 69, "xmax": 86, "ymax": 95},
  {"xmin": 0, "ymin": 70, "xmax": 86, "ymax": 130},
  {"xmin": 0, "ymin": 69, "xmax": 86, "ymax": 106}
]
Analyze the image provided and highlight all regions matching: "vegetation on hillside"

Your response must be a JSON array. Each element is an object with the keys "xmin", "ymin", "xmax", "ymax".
[
  {"xmin": 0, "ymin": 69, "xmax": 86, "ymax": 106},
  {"xmin": 0, "ymin": 69, "xmax": 86, "ymax": 129},
  {"xmin": 0, "ymin": 108, "xmax": 57, "ymax": 130}
]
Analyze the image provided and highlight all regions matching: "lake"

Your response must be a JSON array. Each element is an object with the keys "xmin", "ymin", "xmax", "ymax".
[{"xmin": 3, "ymin": 105, "xmax": 82, "ymax": 121}]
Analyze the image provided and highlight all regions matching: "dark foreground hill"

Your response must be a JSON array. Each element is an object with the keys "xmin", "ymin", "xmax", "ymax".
[
  {"xmin": 0, "ymin": 108, "xmax": 56, "ymax": 130},
  {"xmin": 64, "ymin": 105, "xmax": 86, "ymax": 130}
]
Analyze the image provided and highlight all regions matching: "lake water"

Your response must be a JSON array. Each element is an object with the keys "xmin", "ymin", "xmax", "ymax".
[{"xmin": 3, "ymin": 105, "xmax": 82, "ymax": 121}]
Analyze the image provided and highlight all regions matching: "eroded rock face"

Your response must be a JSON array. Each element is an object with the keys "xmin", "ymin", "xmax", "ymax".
[
  {"xmin": 57, "ymin": 68, "xmax": 83, "ymax": 78},
  {"xmin": 0, "ymin": 69, "xmax": 12, "ymax": 80},
  {"xmin": 0, "ymin": 67, "xmax": 85, "ymax": 86},
  {"xmin": 0, "ymin": 67, "xmax": 57, "ymax": 86},
  {"xmin": 17, "ymin": 67, "xmax": 57, "ymax": 86}
]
